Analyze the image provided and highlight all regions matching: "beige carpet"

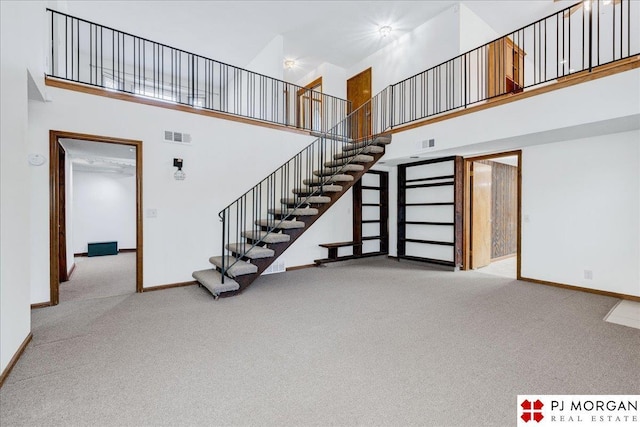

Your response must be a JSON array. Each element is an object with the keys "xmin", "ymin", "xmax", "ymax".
[
  {"xmin": 60, "ymin": 253, "xmax": 136, "ymax": 302},
  {"xmin": 2, "ymin": 257, "xmax": 638, "ymax": 426},
  {"xmin": 476, "ymin": 256, "xmax": 517, "ymax": 279}
]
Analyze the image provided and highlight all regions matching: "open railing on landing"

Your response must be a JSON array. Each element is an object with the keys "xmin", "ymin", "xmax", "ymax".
[
  {"xmin": 46, "ymin": 9, "xmax": 350, "ymax": 132},
  {"xmin": 218, "ymin": 88, "xmax": 392, "ymax": 281},
  {"xmin": 389, "ymin": 0, "xmax": 639, "ymax": 127}
]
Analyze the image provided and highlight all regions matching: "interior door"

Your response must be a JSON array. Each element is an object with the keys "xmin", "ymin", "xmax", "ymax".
[
  {"xmin": 471, "ymin": 162, "xmax": 492, "ymax": 269},
  {"xmin": 346, "ymin": 68, "xmax": 372, "ymax": 139},
  {"xmin": 58, "ymin": 146, "xmax": 69, "ymax": 282}
]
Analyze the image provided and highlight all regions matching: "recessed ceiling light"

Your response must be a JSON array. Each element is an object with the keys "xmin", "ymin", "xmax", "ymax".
[
  {"xmin": 410, "ymin": 156, "xmax": 419, "ymax": 159},
  {"xmin": 284, "ymin": 59, "xmax": 296, "ymax": 69},
  {"xmin": 379, "ymin": 26, "xmax": 392, "ymax": 38}
]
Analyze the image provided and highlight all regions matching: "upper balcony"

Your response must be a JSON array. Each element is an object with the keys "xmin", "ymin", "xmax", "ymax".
[
  {"xmin": 46, "ymin": 1, "xmax": 639, "ymax": 138},
  {"xmin": 45, "ymin": 8, "xmax": 351, "ymax": 134}
]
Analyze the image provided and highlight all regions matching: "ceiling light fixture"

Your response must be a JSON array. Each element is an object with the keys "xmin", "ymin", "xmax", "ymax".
[
  {"xmin": 583, "ymin": 0, "xmax": 591, "ymax": 11},
  {"xmin": 379, "ymin": 25, "xmax": 392, "ymax": 38},
  {"xmin": 602, "ymin": 0, "xmax": 611, "ymax": 5},
  {"xmin": 284, "ymin": 59, "xmax": 296, "ymax": 70}
]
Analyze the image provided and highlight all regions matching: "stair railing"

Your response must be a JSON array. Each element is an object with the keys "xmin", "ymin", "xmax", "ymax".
[
  {"xmin": 216, "ymin": 0, "xmax": 639, "ymax": 282},
  {"xmin": 218, "ymin": 86, "xmax": 392, "ymax": 281},
  {"xmin": 46, "ymin": 9, "xmax": 350, "ymax": 132}
]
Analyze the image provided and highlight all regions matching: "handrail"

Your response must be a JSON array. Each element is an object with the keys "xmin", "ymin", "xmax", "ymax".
[
  {"xmin": 389, "ymin": 0, "xmax": 638, "ymax": 127},
  {"xmin": 46, "ymin": 8, "xmax": 350, "ymax": 132},
  {"xmin": 218, "ymin": 87, "xmax": 392, "ymax": 280}
]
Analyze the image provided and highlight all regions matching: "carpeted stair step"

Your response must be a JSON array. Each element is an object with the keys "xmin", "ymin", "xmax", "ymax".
[
  {"xmin": 281, "ymin": 196, "xmax": 332, "ymax": 206},
  {"xmin": 225, "ymin": 243, "xmax": 275, "ymax": 259},
  {"xmin": 192, "ymin": 269, "xmax": 240, "ymax": 298},
  {"xmin": 324, "ymin": 154, "xmax": 374, "ymax": 168},
  {"xmin": 372, "ymin": 135, "xmax": 392, "ymax": 145},
  {"xmin": 314, "ymin": 164, "xmax": 364, "ymax": 176},
  {"xmin": 242, "ymin": 230, "xmax": 291, "ymax": 243},
  {"xmin": 267, "ymin": 207, "xmax": 319, "ymax": 216},
  {"xmin": 293, "ymin": 185, "xmax": 342, "ymax": 195},
  {"xmin": 209, "ymin": 256, "xmax": 258, "ymax": 277},
  {"xmin": 333, "ymin": 149, "xmax": 381, "ymax": 160},
  {"xmin": 303, "ymin": 174, "xmax": 354, "ymax": 185},
  {"xmin": 255, "ymin": 219, "xmax": 305, "ymax": 230},
  {"xmin": 341, "ymin": 145, "xmax": 385, "ymax": 155}
]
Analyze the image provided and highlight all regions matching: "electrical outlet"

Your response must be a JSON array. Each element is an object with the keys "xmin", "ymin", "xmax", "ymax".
[
  {"xmin": 146, "ymin": 208, "xmax": 158, "ymax": 218},
  {"xmin": 584, "ymin": 270, "xmax": 593, "ymax": 280}
]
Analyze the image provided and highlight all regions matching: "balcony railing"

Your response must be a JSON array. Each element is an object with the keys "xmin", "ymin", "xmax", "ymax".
[
  {"xmin": 46, "ymin": 9, "xmax": 350, "ymax": 132},
  {"xmin": 389, "ymin": 0, "xmax": 639, "ymax": 127}
]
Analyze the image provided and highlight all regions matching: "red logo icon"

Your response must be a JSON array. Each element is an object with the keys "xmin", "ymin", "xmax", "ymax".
[{"xmin": 521, "ymin": 399, "xmax": 544, "ymax": 423}]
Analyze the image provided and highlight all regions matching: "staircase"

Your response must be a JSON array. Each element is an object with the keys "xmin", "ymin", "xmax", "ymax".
[{"xmin": 192, "ymin": 89, "xmax": 393, "ymax": 298}]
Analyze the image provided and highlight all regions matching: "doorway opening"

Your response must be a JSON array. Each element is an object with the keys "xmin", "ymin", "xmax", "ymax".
[
  {"xmin": 49, "ymin": 130, "xmax": 143, "ymax": 305},
  {"xmin": 464, "ymin": 151, "xmax": 521, "ymax": 279}
]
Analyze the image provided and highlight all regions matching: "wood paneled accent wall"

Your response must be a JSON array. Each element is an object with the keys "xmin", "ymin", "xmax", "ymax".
[{"xmin": 479, "ymin": 160, "xmax": 518, "ymax": 259}]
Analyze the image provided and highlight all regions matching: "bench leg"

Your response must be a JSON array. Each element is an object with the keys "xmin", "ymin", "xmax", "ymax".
[{"xmin": 328, "ymin": 248, "xmax": 338, "ymax": 260}]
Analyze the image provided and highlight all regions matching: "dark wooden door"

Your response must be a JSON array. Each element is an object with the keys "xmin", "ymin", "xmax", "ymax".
[
  {"xmin": 347, "ymin": 68, "xmax": 372, "ymax": 139},
  {"xmin": 58, "ymin": 146, "xmax": 69, "ymax": 282}
]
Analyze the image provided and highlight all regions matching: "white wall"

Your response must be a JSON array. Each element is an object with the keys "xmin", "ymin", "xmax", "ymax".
[
  {"xmin": 72, "ymin": 171, "xmax": 137, "ymax": 254},
  {"xmin": 296, "ymin": 62, "xmax": 348, "ymax": 100},
  {"xmin": 245, "ymin": 35, "xmax": 284, "ymax": 81},
  {"xmin": 521, "ymin": 130, "xmax": 640, "ymax": 297},
  {"xmin": 27, "ymin": 86, "xmax": 359, "ymax": 302},
  {"xmin": 458, "ymin": 3, "xmax": 499, "ymax": 53},
  {"xmin": 0, "ymin": 0, "xmax": 45, "ymax": 375},
  {"xmin": 65, "ymin": 153, "xmax": 74, "ymax": 272}
]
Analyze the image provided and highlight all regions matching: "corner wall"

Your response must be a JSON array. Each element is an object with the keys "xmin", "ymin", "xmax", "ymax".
[
  {"xmin": 521, "ymin": 130, "xmax": 640, "ymax": 297},
  {"xmin": 0, "ymin": 0, "xmax": 45, "ymax": 376}
]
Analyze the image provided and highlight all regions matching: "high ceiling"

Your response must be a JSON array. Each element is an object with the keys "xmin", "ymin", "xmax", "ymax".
[{"xmin": 63, "ymin": 1, "xmax": 565, "ymax": 83}]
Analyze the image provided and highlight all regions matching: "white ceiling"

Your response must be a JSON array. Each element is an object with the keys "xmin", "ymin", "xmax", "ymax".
[
  {"xmin": 62, "ymin": 1, "xmax": 566, "ymax": 84},
  {"xmin": 59, "ymin": 138, "xmax": 136, "ymax": 175}
]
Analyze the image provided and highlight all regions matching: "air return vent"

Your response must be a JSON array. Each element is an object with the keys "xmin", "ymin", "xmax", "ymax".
[
  {"xmin": 164, "ymin": 131, "xmax": 192, "ymax": 145},
  {"xmin": 263, "ymin": 260, "xmax": 286, "ymax": 275},
  {"xmin": 421, "ymin": 138, "xmax": 435, "ymax": 149}
]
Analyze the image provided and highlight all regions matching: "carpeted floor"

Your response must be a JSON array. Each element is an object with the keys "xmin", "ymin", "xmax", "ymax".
[
  {"xmin": 60, "ymin": 253, "xmax": 136, "ymax": 302},
  {"xmin": 476, "ymin": 256, "xmax": 517, "ymax": 279},
  {"xmin": 2, "ymin": 257, "xmax": 639, "ymax": 426}
]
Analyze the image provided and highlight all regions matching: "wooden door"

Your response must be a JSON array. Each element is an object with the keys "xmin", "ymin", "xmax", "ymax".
[
  {"xmin": 297, "ymin": 77, "xmax": 322, "ymax": 131},
  {"xmin": 346, "ymin": 68, "xmax": 371, "ymax": 139},
  {"xmin": 471, "ymin": 162, "xmax": 492, "ymax": 269},
  {"xmin": 58, "ymin": 146, "xmax": 69, "ymax": 282}
]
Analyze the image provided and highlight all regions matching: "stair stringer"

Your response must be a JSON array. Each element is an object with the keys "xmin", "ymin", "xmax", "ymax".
[{"xmin": 222, "ymin": 149, "xmax": 387, "ymax": 296}]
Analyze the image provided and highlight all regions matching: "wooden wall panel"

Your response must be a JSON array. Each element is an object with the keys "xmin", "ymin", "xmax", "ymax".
[{"xmin": 480, "ymin": 160, "xmax": 518, "ymax": 259}]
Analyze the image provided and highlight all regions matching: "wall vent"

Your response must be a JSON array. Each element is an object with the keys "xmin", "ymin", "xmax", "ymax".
[
  {"xmin": 263, "ymin": 260, "xmax": 286, "ymax": 275},
  {"xmin": 164, "ymin": 131, "xmax": 192, "ymax": 145},
  {"xmin": 422, "ymin": 138, "xmax": 435, "ymax": 149}
]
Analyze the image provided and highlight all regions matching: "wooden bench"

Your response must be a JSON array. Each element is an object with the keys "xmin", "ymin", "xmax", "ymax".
[{"xmin": 315, "ymin": 241, "xmax": 362, "ymax": 264}]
